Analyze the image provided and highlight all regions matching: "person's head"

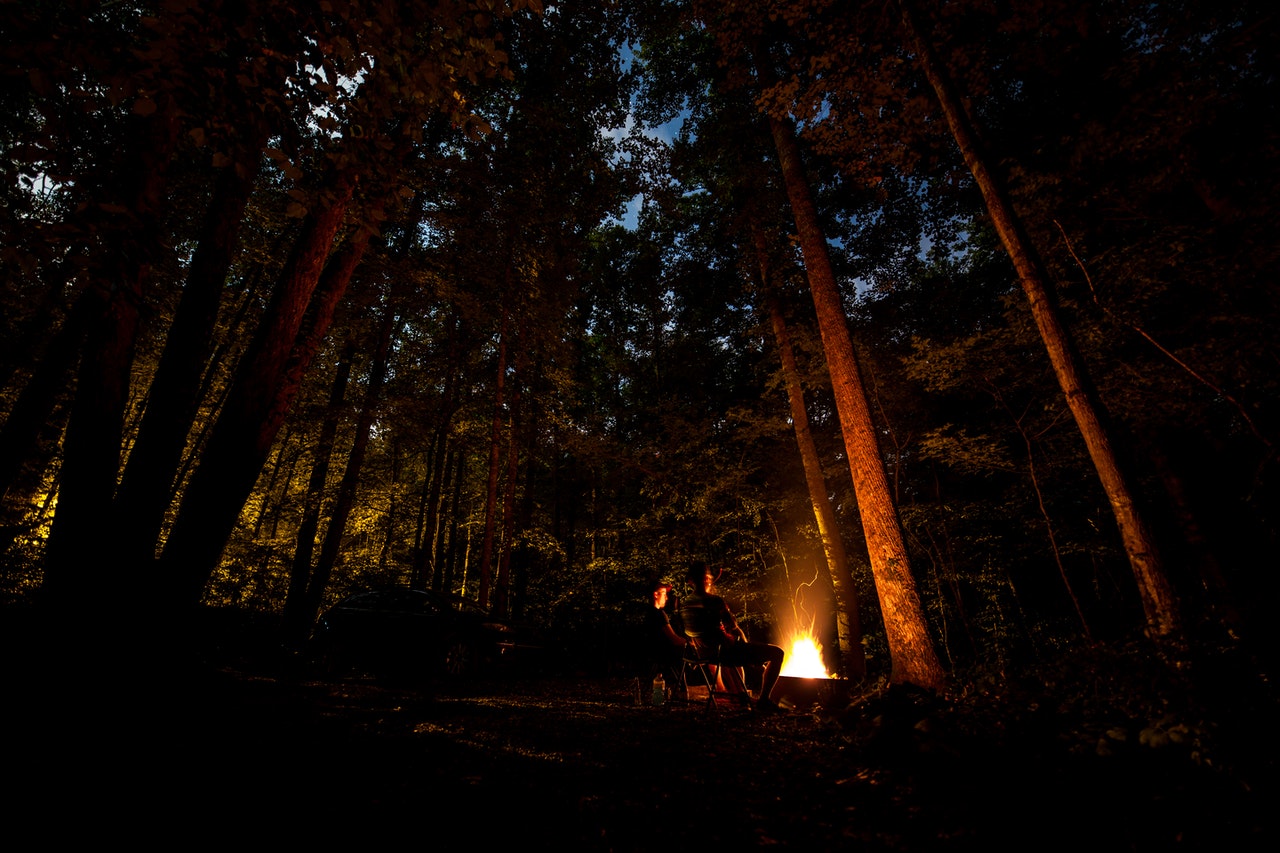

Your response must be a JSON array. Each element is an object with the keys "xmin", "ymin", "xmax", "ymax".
[
  {"xmin": 651, "ymin": 581, "xmax": 672, "ymax": 608},
  {"xmin": 685, "ymin": 561, "xmax": 717, "ymax": 593}
]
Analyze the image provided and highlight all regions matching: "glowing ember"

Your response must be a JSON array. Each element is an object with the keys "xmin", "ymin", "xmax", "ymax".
[{"xmin": 780, "ymin": 630, "xmax": 830, "ymax": 678}]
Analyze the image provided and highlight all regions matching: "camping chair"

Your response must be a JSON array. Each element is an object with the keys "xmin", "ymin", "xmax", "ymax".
[
  {"xmin": 679, "ymin": 594, "xmax": 750, "ymax": 712},
  {"xmin": 682, "ymin": 639, "xmax": 721, "ymax": 713},
  {"xmin": 684, "ymin": 637, "xmax": 756, "ymax": 713}
]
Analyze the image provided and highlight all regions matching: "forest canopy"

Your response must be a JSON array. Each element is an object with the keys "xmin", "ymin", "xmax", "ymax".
[{"xmin": 1, "ymin": 0, "xmax": 1276, "ymax": 685}]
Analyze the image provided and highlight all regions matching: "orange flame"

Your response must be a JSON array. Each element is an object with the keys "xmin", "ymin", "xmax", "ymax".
[{"xmin": 780, "ymin": 629, "xmax": 830, "ymax": 678}]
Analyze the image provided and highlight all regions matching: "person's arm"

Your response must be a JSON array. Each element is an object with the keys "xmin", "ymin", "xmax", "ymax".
[
  {"xmin": 661, "ymin": 622, "xmax": 687, "ymax": 648},
  {"xmin": 719, "ymin": 600, "xmax": 747, "ymax": 643}
]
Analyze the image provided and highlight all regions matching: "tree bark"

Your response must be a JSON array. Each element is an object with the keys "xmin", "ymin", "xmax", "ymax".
[
  {"xmin": 411, "ymin": 430, "xmax": 442, "ymax": 588},
  {"xmin": 112, "ymin": 143, "xmax": 265, "ymax": 565},
  {"xmin": 282, "ymin": 340, "xmax": 354, "ymax": 644},
  {"xmin": 439, "ymin": 449, "xmax": 465, "ymax": 594},
  {"xmin": 494, "ymin": 348, "xmax": 524, "ymax": 619},
  {"xmin": 41, "ymin": 108, "xmax": 178, "ymax": 617},
  {"xmin": 0, "ymin": 291, "xmax": 91, "ymax": 507},
  {"xmin": 511, "ymin": 406, "xmax": 538, "ymax": 621},
  {"xmin": 765, "ymin": 107, "xmax": 946, "ymax": 690},
  {"xmin": 378, "ymin": 437, "xmax": 402, "ymax": 575},
  {"xmin": 477, "ymin": 295, "xmax": 510, "ymax": 610},
  {"xmin": 156, "ymin": 175, "xmax": 357, "ymax": 606},
  {"xmin": 756, "ymin": 238, "xmax": 866, "ymax": 680},
  {"xmin": 413, "ymin": 313, "xmax": 463, "ymax": 590},
  {"xmin": 300, "ymin": 305, "xmax": 398, "ymax": 632},
  {"xmin": 898, "ymin": 0, "xmax": 1180, "ymax": 639}
]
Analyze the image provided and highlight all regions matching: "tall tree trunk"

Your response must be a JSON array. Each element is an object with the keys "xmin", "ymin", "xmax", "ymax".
[
  {"xmin": 765, "ymin": 106, "xmax": 946, "ymax": 690},
  {"xmin": 429, "ymin": 432, "xmax": 456, "ymax": 588},
  {"xmin": 300, "ymin": 305, "xmax": 398, "ymax": 632},
  {"xmin": 251, "ymin": 427, "xmax": 295, "ymax": 538},
  {"xmin": 378, "ymin": 437, "xmax": 401, "ymax": 574},
  {"xmin": 112, "ymin": 144, "xmax": 265, "ymax": 565},
  {"xmin": 42, "ymin": 109, "xmax": 178, "ymax": 618},
  {"xmin": 282, "ymin": 340, "xmax": 355, "ymax": 644},
  {"xmin": 266, "ymin": 440, "xmax": 305, "ymax": 543},
  {"xmin": 156, "ymin": 174, "xmax": 357, "ymax": 607},
  {"xmin": 494, "ymin": 348, "xmax": 524, "ymax": 619},
  {"xmin": 0, "ymin": 291, "xmax": 90, "ymax": 507},
  {"xmin": 439, "ymin": 449, "xmax": 465, "ymax": 594},
  {"xmin": 37, "ymin": 272, "xmax": 141, "ymax": 614},
  {"xmin": 755, "ymin": 236, "xmax": 866, "ymax": 680},
  {"xmin": 511, "ymin": 405, "xmax": 538, "ymax": 621},
  {"xmin": 477, "ymin": 294, "xmax": 510, "ymax": 610},
  {"xmin": 0, "ymin": 260, "xmax": 74, "ymax": 393},
  {"xmin": 1146, "ymin": 438, "xmax": 1243, "ymax": 634},
  {"xmin": 898, "ymin": 0, "xmax": 1180, "ymax": 639},
  {"xmin": 411, "ymin": 434, "xmax": 439, "ymax": 588},
  {"xmin": 413, "ymin": 313, "xmax": 463, "ymax": 589},
  {"xmin": 0, "ymin": 393, "xmax": 70, "ymax": 561}
]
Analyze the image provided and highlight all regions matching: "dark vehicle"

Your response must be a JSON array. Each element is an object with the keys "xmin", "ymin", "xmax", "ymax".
[{"xmin": 313, "ymin": 587, "xmax": 543, "ymax": 679}]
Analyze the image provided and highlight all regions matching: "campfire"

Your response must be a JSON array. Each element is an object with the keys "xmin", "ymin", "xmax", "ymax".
[
  {"xmin": 779, "ymin": 628, "xmax": 832, "ymax": 679},
  {"xmin": 772, "ymin": 626, "xmax": 845, "ymax": 710}
]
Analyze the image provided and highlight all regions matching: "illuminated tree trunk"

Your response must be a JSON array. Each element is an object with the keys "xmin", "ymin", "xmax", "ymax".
[
  {"xmin": 755, "ymin": 234, "xmax": 866, "ymax": 680},
  {"xmin": 156, "ymin": 175, "xmax": 357, "ymax": 605},
  {"xmin": 766, "ymin": 111, "xmax": 945, "ymax": 690},
  {"xmin": 899, "ymin": 0, "xmax": 1180, "ymax": 639}
]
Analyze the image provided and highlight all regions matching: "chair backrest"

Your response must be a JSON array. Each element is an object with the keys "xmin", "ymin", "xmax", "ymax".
[
  {"xmin": 679, "ymin": 598, "xmax": 721, "ymax": 665},
  {"xmin": 677, "ymin": 591, "xmax": 721, "ymax": 641},
  {"xmin": 679, "ymin": 603, "xmax": 723, "ymax": 712}
]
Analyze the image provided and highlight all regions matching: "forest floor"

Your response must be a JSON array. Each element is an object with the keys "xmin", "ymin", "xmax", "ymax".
[{"xmin": 4, "ymin": 612, "xmax": 1278, "ymax": 850}]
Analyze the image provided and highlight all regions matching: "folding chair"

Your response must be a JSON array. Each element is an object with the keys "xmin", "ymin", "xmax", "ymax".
[{"xmin": 682, "ymin": 640, "xmax": 721, "ymax": 713}]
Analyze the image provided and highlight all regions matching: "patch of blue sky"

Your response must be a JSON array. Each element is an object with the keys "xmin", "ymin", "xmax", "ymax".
[
  {"xmin": 792, "ymin": 97, "xmax": 832, "ymax": 133},
  {"xmin": 18, "ymin": 171, "xmax": 64, "ymax": 200},
  {"xmin": 602, "ymin": 109, "xmax": 690, "ymax": 230},
  {"xmin": 601, "ymin": 42, "xmax": 692, "ymax": 229},
  {"xmin": 15, "ymin": 171, "xmax": 69, "ymax": 226}
]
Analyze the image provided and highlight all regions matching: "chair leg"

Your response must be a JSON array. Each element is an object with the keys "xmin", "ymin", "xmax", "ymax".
[
  {"xmin": 698, "ymin": 662, "xmax": 719, "ymax": 712},
  {"xmin": 683, "ymin": 659, "xmax": 716, "ymax": 712}
]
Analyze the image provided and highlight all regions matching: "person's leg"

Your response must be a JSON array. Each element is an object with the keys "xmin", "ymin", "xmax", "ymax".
[
  {"xmin": 715, "ymin": 662, "xmax": 747, "ymax": 694},
  {"xmin": 730, "ymin": 641, "xmax": 785, "ymax": 707},
  {"xmin": 756, "ymin": 643, "xmax": 785, "ymax": 704},
  {"xmin": 664, "ymin": 651, "xmax": 687, "ymax": 700},
  {"xmin": 718, "ymin": 644, "xmax": 753, "ymax": 706}
]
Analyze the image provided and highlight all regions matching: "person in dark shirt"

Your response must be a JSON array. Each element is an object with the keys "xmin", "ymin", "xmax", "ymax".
[
  {"xmin": 642, "ymin": 580, "xmax": 687, "ymax": 700},
  {"xmin": 680, "ymin": 561, "xmax": 786, "ymax": 713}
]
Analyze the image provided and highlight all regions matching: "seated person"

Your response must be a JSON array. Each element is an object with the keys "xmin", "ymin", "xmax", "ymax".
[
  {"xmin": 642, "ymin": 580, "xmax": 687, "ymax": 700},
  {"xmin": 679, "ymin": 561, "xmax": 786, "ymax": 713}
]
